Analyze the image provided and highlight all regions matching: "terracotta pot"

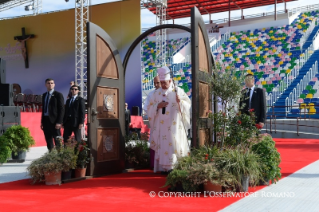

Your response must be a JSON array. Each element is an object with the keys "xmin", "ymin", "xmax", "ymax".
[
  {"xmin": 204, "ymin": 181, "xmax": 222, "ymax": 192},
  {"xmin": 75, "ymin": 167, "xmax": 87, "ymax": 178},
  {"xmin": 44, "ymin": 171, "xmax": 62, "ymax": 185}
]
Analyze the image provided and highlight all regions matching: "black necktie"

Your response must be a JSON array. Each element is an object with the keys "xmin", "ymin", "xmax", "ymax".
[
  {"xmin": 246, "ymin": 88, "xmax": 251, "ymax": 97},
  {"xmin": 44, "ymin": 92, "xmax": 49, "ymax": 113},
  {"xmin": 247, "ymin": 88, "xmax": 251, "ymax": 109}
]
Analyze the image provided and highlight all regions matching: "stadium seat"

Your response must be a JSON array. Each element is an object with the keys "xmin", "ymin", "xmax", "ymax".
[
  {"xmin": 306, "ymin": 94, "xmax": 313, "ymax": 99},
  {"xmin": 309, "ymin": 108, "xmax": 316, "ymax": 115},
  {"xmin": 300, "ymin": 93, "xmax": 306, "ymax": 99},
  {"xmin": 304, "ymin": 98, "xmax": 312, "ymax": 104},
  {"xmin": 291, "ymin": 108, "xmax": 300, "ymax": 114}
]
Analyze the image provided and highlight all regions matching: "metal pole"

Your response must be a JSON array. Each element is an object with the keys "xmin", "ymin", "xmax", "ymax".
[
  {"xmin": 241, "ymin": 9, "xmax": 243, "ymax": 19},
  {"xmin": 284, "ymin": 1, "xmax": 287, "ymax": 13},
  {"xmin": 275, "ymin": 0, "xmax": 277, "ymax": 21},
  {"xmin": 228, "ymin": 0, "xmax": 230, "ymax": 27}
]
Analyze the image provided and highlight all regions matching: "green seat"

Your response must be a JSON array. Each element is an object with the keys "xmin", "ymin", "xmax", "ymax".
[
  {"xmin": 300, "ymin": 94, "xmax": 306, "ymax": 99},
  {"xmin": 266, "ymin": 87, "xmax": 272, "ymax": 93},
  {"xmin": 263, "ymin": 84, "xmax": 269, "ymax": 88},
  {"xmin": 306, "ymin": 85, "xmax": 312, "ymax": 91},
  {"xmin": 309, "ymin": 89, "xmax": 317, "ymax": 95}
]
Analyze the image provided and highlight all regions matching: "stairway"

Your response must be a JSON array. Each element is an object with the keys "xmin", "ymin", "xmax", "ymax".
[
  {"xmin": 302, "ymin": 24, "xmax": 319, "ymax": 50},
  {"xmin": 268, "ymin": 51, "xmax": 319, "ymax": 118},
  {"xmin": 267, "ymin": 23, "xmax": 319, "ymax": 119}
]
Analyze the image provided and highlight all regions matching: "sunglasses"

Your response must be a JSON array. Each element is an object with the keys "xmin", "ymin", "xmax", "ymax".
[{"xmin": 71, "ymin": 88, "xmax": 78, "ymax": 91}]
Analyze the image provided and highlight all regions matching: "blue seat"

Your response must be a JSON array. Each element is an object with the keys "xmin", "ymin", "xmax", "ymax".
[
  {"xmin": 302, "ymin": 90, "xmax": 309, "ymax": 95},
  {"xmin": 312, "ymin": 98, "xmax": 319, "ymax": 104},
  {"xmin": 291, "ymin": 108, "xmax": 300, "ymax": 114},
  {"xmin": 304, "ymin": 98, "xmax": 312, "ymax": 104}
]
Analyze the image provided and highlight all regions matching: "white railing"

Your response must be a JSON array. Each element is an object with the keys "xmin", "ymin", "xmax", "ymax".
[
  {"xmin": 211, "ymin": 31, "xmax": 230, "ymax": 53},
  {"xmin": 288, "ymin": 4, "xmax": 319, "ymax": 17},
  {"xmin": 285, "ymin": 61, "xmax": 318, "ymax": 115},
  {"xmin": 313, "ymin": 26, "xmax": 319, "ymax": 50},
  {"xmin": 268, "ymin": 42, "xmax": 315, "ymax": 107},
  {"xmin": 300, "ymin": 19, "xmax": 316, "ymax": 50}
]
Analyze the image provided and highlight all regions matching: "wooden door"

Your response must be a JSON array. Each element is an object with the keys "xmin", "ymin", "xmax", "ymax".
[
  {"xmin": 87, "ymin": 22, "xmax": 125, "ymax": 176},
  {"xmin": 191, "ymin": 7, "xmax": 213, "ymax": 147}
]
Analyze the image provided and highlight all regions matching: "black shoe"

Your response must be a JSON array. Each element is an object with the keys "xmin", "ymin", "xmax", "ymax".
[{"xmin": 161, "ymin": 171, "xmax": 168, "ymax": 175}]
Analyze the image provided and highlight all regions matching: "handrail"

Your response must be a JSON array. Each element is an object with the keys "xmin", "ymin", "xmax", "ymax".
[
  {"xmin": 285, "ymin": 60, "xmax": 318, "ymax": 115},
  {"xmin": 269, "ymin": 41, "xmax": 315, "ymax": 107},
  {"xmin": 211, "ymin": 32, "xmax": 230, "ymax": 53},
  {"xmin": 300, "ymin": 19, "xmax": 316, "ymax": 51},
  {"xmin": 288, "ymin": 4, "xmax": 319, "ymax": 17}
]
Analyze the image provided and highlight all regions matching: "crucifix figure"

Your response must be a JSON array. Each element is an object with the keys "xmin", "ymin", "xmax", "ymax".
[{"xmin": 14, "ymin": 27, "xmax": 35, "ymax": 68}]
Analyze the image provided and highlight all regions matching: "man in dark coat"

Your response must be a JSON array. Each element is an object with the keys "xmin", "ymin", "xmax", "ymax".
[
  {"xmin": 41, "ymin": 78, "xmax": 65, "ymax": 151},
  {"xmin": 63, "ymin": 85, "xmax": 85, "ymax": 143},
  {"xmin": 240, "ymin": 74, "xmax": 266, "ymax": 128},
  {"xmin": 125, "ymin": 103, "xmax": 131, "ymax": 136}
]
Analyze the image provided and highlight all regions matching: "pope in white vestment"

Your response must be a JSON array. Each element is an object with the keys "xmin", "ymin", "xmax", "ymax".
[{"xmin": 147, "ymin": 66, "xmax": 191, "ymax": 172}]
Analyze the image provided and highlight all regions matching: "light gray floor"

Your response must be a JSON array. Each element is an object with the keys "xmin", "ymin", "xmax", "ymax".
[
  {"xmin": 0, "ymin": 146, "xmax": 47, "ymax": 184},
  {"xmin": 220, "ymin": 160, "xmax": 319, "ymax": 212}
]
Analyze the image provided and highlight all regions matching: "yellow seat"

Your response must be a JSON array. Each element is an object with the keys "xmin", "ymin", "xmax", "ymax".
[
  {"xmin": 308, "ymin": 103, "xmax": 315, "ymax": 109},
  {"xmin": 306, "ymin": 94, "xmax": 313, "ymax": 99},
  {"xmin": 262, "ymin": 81, "xmax": 266, "ymax": 85},
  {"xmin": 300, "ymin": 103, "xmax": 307, "ymax": 109},
  {"xmin": 309, "ymin": 108, "xmax": 316, "ymax": 115}
]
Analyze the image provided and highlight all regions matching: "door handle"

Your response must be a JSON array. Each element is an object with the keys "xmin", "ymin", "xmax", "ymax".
[{"xmin": 91, "ymin": 108, "xmax": 98, "ymax": 122}]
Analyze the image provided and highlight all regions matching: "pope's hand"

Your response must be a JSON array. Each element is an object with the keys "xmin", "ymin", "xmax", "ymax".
[
  {"xmin": 157, "ymin": 102, "xmax": 168, "ymax": 109},
  {"xmin": 176, "ymin": 95, "xmax": 180, "ymax": 103},
  {"xmin": 259, "ymin": 122, "xmax": 264, "ymax": 128}
]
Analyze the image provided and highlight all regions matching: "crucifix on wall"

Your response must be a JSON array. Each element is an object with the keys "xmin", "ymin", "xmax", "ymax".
[{"xmin": 14, "ymin": 27, "xmax": 35, "ymax": 69}]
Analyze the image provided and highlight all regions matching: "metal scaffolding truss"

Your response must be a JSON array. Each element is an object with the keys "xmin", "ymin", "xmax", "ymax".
[
  {"xmin": 75, "ymin": 0, "xmax": 89, "ymax": 99},
  {"xmin": 0, "ymin": 0, "xmax": 42, "ymax": 15},
  {"xmin": 155, "ymin": 1, "xmax": 167, "ymax": 67}
]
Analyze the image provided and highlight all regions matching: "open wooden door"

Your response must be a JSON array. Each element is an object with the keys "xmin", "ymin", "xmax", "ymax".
[
  {"xmin": 191, "ymin": 7, "xmax": 213, "ymax": 147},
  {"xmin": 87, "ymin": 22, "xmax": 125, "ymax": 176}
]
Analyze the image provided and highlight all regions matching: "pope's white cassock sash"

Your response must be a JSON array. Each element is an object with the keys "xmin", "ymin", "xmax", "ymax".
[{"xmin": 147, "ymin": 82, "xmax": 191, "ymax": 172}]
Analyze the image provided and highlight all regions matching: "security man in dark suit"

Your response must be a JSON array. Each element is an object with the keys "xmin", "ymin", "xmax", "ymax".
[
  {"xmin": 125, "ymin": 103, "xmax": 131, "ymax": 136},
  {"xmin": 240, "ymin": 74, "xmax": 267, "ymax": 128},
  {"xmin": 63, "ymin": 85, "xmax": 85, "ymax": 143},
  {"xmin": 41, "ymin": 78, "xmax": 65, "ymax": 151}
]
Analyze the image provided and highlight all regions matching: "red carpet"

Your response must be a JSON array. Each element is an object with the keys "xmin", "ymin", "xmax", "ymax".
[
  {"xmin": 1, "ymin": 138, "xmax": 319, "ymax": 212},
  {"xmin": 21, "ymin": 113, "xmax": 149, "ymax": 147}
]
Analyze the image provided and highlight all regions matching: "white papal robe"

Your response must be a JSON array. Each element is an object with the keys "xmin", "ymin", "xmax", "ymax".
[{"xmin": 147, "ymin": 82, "xmax": 191, "ymax": 172}]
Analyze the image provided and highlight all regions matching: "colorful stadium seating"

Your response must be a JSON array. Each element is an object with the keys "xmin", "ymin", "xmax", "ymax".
[{"xmin": 213, "ymin": 11, "xmax": 319, "ymax": 98}]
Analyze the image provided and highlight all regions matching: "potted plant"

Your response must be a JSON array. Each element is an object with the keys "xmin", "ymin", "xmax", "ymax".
[
  {"xmin": 213, "ymin": 145, "xmax": 262, "ymax": 192},
  {"xmin": 0, "ymin": 136, "xmax": 12, "ymax": 164},
  {"xmin": 74, "ymin": 139, "xmax": 90, "ymax": 178},
  {"xmin": 27, "ymin": 148, "xmax": 64, "ymax": 185},
  {"xmin": 163, "ymin": 169, "xmax": 195, "ymax": 192},
  {"xmin": 57, "ymin": 137, "xmax": 78, "ymax": 180},
  {"xmin": 252, "ymin": 134, "xmax": 281, "ymax": 185},
  {"xmin": 2, "ymin": 125, "xmax": 35, "ymax": 161},
  {"xmin": 124, "ymin": 133, "xmax": 150, "ymax": 169}
]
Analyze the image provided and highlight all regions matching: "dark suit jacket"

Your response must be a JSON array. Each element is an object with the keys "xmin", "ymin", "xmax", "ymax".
[
  {"xmin": 125, "ymin": 109, "xmax": 131, "ymax": 124},
  {"xmin": 63, "ymin": 96, "xmax": 85, "ymax": 128},
  {"xmin": 240, "ymin": 87, "xmax": 266, "ymax": 124},
  {"xmin": 41, "ymin": 90, "xmax": 65, "ymax": 124}
]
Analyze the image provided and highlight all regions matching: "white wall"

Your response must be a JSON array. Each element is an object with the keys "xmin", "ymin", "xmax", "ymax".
[{"xmin": 220, "ymin": 18, "xmax": 289, "ymax": 34}]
